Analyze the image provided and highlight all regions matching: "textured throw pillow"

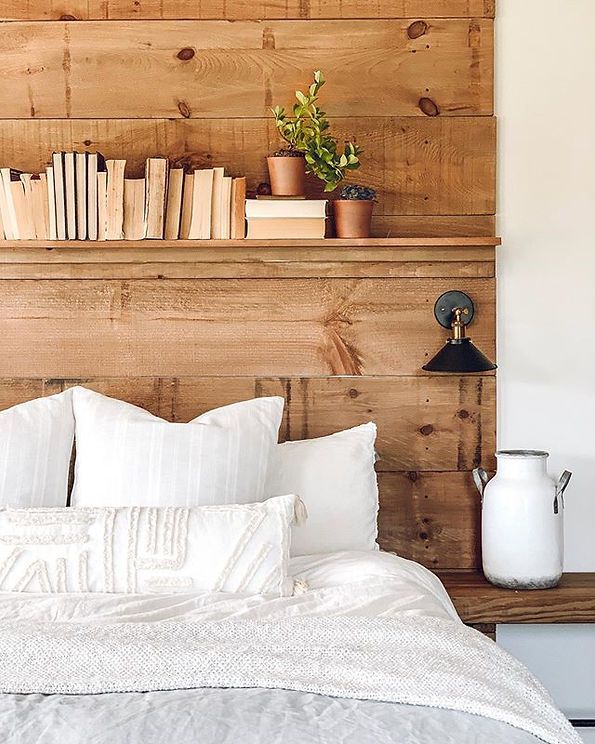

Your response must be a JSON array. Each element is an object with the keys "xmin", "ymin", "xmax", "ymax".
[
  {"xmin": 71, "ymin": 387, "xmax": 284, "ymax": 508},
  {"xmin": 0, "ymin": 494, "xmax": 304, "ymax": 596},
  {"xmin": 267, "ymin": 422, "xmax": 379, "ymax": 556},
  {"xmin": 0, "ymin": 391, "xmax": 74, "ymax": 508}
]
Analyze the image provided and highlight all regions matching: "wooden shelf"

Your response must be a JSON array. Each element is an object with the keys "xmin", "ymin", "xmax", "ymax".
[
  {"xmin": 0, "ymin": 238, "xmax": 501, "ymax": 249},
  {"xmin": 438, "ymin": 572, "xmax": 595, "ymax": 624},
  {"xmin": 0, "ymin": 237, "xmax": 500, "ymax": 279}
]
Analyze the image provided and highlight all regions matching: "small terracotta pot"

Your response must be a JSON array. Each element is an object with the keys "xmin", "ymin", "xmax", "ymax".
[
  {"xmin": 266, "ymin": 156, "xmax": 306, "ymax": 197},
  {"xmin": 333, "ymin": 199, "xmax": 374, "ymax": 238}
]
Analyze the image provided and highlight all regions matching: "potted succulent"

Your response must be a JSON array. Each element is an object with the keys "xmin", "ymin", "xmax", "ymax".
[
  {"xmin": 332, "ymin": 184, "xmax": 377, "ymax": 238},
  {"xmin": 268, "ymin": 72, "xmax": 326, "ymax": 196}
]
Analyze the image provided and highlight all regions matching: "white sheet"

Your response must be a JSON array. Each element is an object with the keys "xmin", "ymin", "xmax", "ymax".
[{"xmin": 0, "ymin": 550, "xmax": 459, "ymax": 624}]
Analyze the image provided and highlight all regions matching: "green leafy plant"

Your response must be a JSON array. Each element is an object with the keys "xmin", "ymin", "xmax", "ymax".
[
  {"xmin": 271, "ymin": 70, "xmax": 325, "ymax": 155},
  {"xmin": 271, "ymin": 70, "xmax": 362, "ymax": 192}
]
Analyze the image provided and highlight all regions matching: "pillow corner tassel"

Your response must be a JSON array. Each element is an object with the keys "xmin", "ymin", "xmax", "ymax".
[{"xmin": 293, "ymin": 495, "xmax": 308, "ymax": 526}]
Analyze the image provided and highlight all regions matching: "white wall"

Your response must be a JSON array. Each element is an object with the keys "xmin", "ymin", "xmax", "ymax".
[{"xmin": 497, "ymin": 0, "xmax": 595, "ymax": 724}]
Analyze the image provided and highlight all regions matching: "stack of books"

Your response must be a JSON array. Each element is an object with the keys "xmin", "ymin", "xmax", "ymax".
[
  {"xmin": 0, "ymin": 153, "xmax": 247, "ymax": 241},
  {"xmin": 245, "ymin": 198, "xmax": 328, "ymax": 239}
]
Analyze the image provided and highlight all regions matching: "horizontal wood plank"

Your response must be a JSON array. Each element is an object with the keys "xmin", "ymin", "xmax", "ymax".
[
  {"xmin": 284, "ymin": 376, "xmax": 495, "ymax": 471},
  {"xmin": 0, "ymin": 20, "xmax": 492, "ymax": 118},
  {"xmin": 0, "ymin": 118, "xmax": 496, "ymax": 216},
  {"xmin": 379, "ymin": 471, "xmax": 480, "ymax": 569},
  {"xmin": 0, "ymin": 261, "xmax": 494, "ymax": 280},
  {"xmin": 0, "ymin": 375, "xmax": 495, "ymax": 472},
  {"xmin": 0, "ymin": 1, "xmax": 496, "ymax": 21},
  {"xmin": 439, "ymin": 572, "xmax": 595, "ymax": 623},
  {"xmin": 0, "ymin": 277, "xmax": 495, "ymax": 378}
]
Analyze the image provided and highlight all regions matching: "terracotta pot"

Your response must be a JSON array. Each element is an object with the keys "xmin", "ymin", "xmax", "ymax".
[
  {"xmin": 333, "ymin": 199, "xmax": 374, "ymax": 238},
  {"xmin": 266, "ymin": 156, "xmax": 306, "ymax": 197}
]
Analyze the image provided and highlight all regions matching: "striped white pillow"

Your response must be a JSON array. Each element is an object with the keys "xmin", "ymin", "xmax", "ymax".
[
  {"xmin": 0, "ymin": 391, "xmax": 75, "ymax": 508},
  {"xmin": 71, "ymin": 387, "xmax": 284, "ymax": 508}
]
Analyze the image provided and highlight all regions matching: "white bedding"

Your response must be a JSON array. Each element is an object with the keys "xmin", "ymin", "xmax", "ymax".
[
  {"xmin": 0, "ymin": 551, "xmax": 580, "ymax": 744},
  {"xmin": 0, "ymin": 551, "xmax": 458, "ymax": 624}
]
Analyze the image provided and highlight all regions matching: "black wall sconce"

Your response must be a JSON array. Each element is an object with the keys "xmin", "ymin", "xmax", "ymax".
[{"xmin": 422, "ymin": 290, "xmax": 497, "ymax": 373}]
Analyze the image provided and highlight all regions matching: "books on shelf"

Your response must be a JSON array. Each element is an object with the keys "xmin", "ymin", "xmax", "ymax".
[
  {"xmin": 179, "ymin": 172, "xmax": 194, "ymax": 240},
  {"xmin": 188, "ymin": 169, "xmax": 214, "ymax": 240},
  {"xmin": 45, "ymin": 167, "xmax": 57, "ymax": 240},
  {"xmin": 0, "ymin": 168, "xmax": 23, "ymax": 239},
  {"xmin": 51, "ymin": 153, "xmax": 66, "ymax": 240},
  {"xmin": 245, "ymin": 198, "xmax": 327, "ymax": 239},
  {"xmin": 0, "ymin": 151, "xmax": 253, "ymax": 241},
  {"xmin": 30, "ymin": 175, "xmax": 49, "ymax": 240},
  {"xmin": 230, "ymin": 177, "xmax": 246, "ymax": 240},
  {"xmin": 12, "ymin": 177, "xmax": 35, "ymax": 240},
  {"xmin": 96, "ymin": 171, "xmax": 108, "ymax": 241},
  {"xmin": 64, "ymin": 152, "xmax": 77, "ymax": 240},
  {"xmin": 164, "ymin": 168, "xmax": 184, "ymax": 239},
  {"xmin": 123, "ymin": 179, "xmax": 146, "ymax": 240},
  {"xmin": 105, "ymin": 159, "xmax": 126, "ymax": 240},
  {"xmin": 144, "ymin": 158, "xmax": 167, "ymax": 239},
  {"xmin": 87, "ymin": 152, "xmax": 106, "ymax": 241},
  {"xmin": 246, "ymin": 217, "xmax": 326, "ymax": 239},
  {"xmin": 75, "ymin": 151, "xmax": 87, "ymax": 239}
]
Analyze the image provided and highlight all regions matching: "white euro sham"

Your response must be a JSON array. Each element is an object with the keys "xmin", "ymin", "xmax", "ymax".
[
  {"xmin": 267, "ymin": 422, "xmax": 379, "ymax": 555},
  {"xmin": 71, "ymin": 387, "xmax": 284, "ymax": 508},
  {"xmin": 0, "ymin": 391, "xmax": 74, "ymax": 509},
  {"xmin": 0, "ymin": 494, "xmax": 303, "ymax": 596}
]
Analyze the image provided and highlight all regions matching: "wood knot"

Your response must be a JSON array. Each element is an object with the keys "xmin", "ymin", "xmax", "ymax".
[
  {"xmin": 407, "ymin": 471, "xmax": 418, "ymax": 482},
  {"xmin": 418, "ymin": 97, "xmax": 440, "ymax": 116},
  {"xmin": 348, "ymin": 388, "xmax": 359, "ymax": 399},
  {"xmin": 458, "ymin": 409, "xmax": 470, "ymax": 419},
  {"xmin": 419, "ymin": 531, "xmax": 429, "ymax": 541},
  {"xmin": 419, "ymin": 424, "xmax": 434, "ymax": 436},
  {"xmin": 177, "ymin": 47, "xmax": 196, "ymax": 61},
  {"xmin": 262, "ymin": 28, "xmax": 276, "ymax": 49},
  {"xmin": 407, "ymin": 20, "xmax": 428, "ymax": 39},
  {"xmin": 83, "ymin": 139, "xmax": 92, "ymax": 147},
  {"xmin": 59, "ymin": 14, "xmax": 77, "ymax": 20},
  {"xmin": 177, "ymin": 100, "xmax": 191, "ymax": 118}
]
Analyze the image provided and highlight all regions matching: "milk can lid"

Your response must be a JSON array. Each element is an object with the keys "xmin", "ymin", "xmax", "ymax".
[{"xmin": 496, "ymin": 449, "xmax": 549, "ymax": 458}]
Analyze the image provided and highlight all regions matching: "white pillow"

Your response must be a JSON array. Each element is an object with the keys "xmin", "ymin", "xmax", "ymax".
[
  {"xmin": 267, "ymin": 422, "xmax": 379, "ymax": 556},
  {"xmin": 0, "ymin": 495, "xmax": 303, "ymax": 596},
  {"xmin": 0, "ymin": 391, "xmax": 74, "ymax": 508},
  {"xmin": 71, "ymin": 387, "xmax": 284, "ymax": 508}
]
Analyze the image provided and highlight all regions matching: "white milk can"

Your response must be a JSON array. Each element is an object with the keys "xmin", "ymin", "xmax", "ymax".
[{"xmin": 473, "ymin": 451, "xmax": 571, "ymax": 589}]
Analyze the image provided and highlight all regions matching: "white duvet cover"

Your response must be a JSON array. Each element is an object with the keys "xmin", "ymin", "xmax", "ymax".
[{"xmin": 0, "ymin": 551, "xmax": 580, "ymax": 744}]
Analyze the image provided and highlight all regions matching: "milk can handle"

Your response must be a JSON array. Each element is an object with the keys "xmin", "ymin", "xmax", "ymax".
[
  {"xmin": 553, "ymin": 470, "xmax": 572, "ymax": 514},
  {"xmin": 472, "ymin": 467, "xmax": 489, "ymax": 502}
]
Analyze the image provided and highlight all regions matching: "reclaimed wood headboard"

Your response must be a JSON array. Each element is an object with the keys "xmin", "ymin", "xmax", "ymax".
[
  {"xmin": 0, "ymin": 239, "xmax": 497, "ymax": 570},
  {"xmin": 0, "ymin": 1, "xmax": 497, "ymax": 569}
]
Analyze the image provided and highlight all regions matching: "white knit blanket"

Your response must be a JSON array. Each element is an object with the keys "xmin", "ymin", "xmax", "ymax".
[{"xmin": 0, "ymin": 616, "xmax": 579, "ymax": 744}]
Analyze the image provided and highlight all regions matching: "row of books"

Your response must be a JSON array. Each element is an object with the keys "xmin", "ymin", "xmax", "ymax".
[{"xmin": 0, "ymin": 153, "xmax": 247, "ymax": 241}]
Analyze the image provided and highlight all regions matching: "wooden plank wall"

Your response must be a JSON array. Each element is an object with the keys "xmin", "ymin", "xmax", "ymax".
[
  {"xmin": 0, "ymin": 3, "xmax": 497, "ymax": 569},
  {"xmin": 0, "ymin": 1, "xmax": 496, "ymax": 237}
]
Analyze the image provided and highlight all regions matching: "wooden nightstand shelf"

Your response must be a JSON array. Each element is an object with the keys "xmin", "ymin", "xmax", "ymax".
[{"xmin": 438, "ymin": 572, "xmax": 595, "ymax": 633}]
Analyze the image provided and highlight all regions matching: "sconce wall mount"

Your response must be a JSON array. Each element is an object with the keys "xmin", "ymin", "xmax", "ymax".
[{"xmin": 422, "ymin": 290, "xmax": 497, "ymax": 373}]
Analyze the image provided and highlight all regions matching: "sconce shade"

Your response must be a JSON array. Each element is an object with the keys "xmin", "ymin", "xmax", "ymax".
[{"xmin": 423, "ymin": 337, "xmax": 497, "ymax": 373}]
